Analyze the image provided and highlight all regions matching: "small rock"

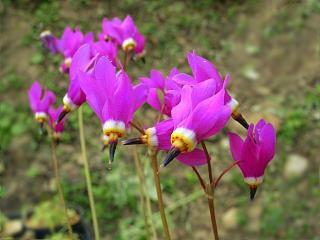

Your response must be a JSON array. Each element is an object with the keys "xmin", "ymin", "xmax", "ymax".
[
  {"xmin": 284, "ymin": 154, "xmax": 309, "ymax": 178},
  {"xmin": 247, "ymin": 204, "xmax": 262, "ymax": 232},
  {"xmin": 256, "ymin": 86, "xmax": 271, "ymax": 96},
  {"xmin": 222, "ymin": 207, "xmax": 239, "ymax": 230},
  {"xmin": 242, "ymin": 65, "xmax": 260, "ymax": 81},
  {"xmin": 2, "ymin": 220, "xmax": 23, "ymax": 237},
  {"xmin": 220, "ymin": 138, "xmax": 230, "ymax": 150}
]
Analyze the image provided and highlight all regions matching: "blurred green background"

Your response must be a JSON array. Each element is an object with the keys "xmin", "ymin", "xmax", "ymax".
[{"xmin": 0, "ymin": 0, "xmax": 319, "ymax": 239}]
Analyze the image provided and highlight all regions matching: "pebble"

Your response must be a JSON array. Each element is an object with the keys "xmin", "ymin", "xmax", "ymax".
[
  {"xmin": 284, "ymin": 154, "xmax": 309, "ymax": 178},
  {"xmin": 222, "ymin": 207, "xmax": 239, "ymax": 229}
]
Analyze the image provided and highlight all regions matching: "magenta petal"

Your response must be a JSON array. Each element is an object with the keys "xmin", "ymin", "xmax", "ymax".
[
  {"xmin": 84, "ymin": 32, "xmax": 94, "ymax": 44},
  {"xmin": 171, "ymin": 85, "xmax": 193, "ymax": 127},
  {"xmin": 228, "ymin": 132, "xmax": 244, "ymax": 162},
  {"xmin": 105, "ymin": 72, "xmax": 134, "ymax": 124},
  {"xmin": 134, "ymin": 31, "xmax": 145, "ymax": 54},
  {"xmin": 67, "ymin": 77, "xmax": 85, "ymax": 106},
  {"xmin": 191, "ymin": 78, "xmax": 217, "ymax": 108},
  {"xmin": 154, "ymin": 119, "xmax": 174, "ymax": 150},
  {"xmin": 94, "ymin": 56, "xmax": 117, "ymax": 96},
  {"xmin": 49, "ymin": 106, "xmax": 65, "ymax": 132},
  {"xmin": 28, "ymin": 81, "xmax": 42, "ymax": 113},
  {"xmin": 69, "ymin": 44, "xmax": 92, "ymax": 80},
  {"xmin": 122, "ymin": 15, "xmax": 137, "ymax": 37},
  {"xmin": 172, "ymin": 73, "xmax": 196, "ymax": 86},
  {"xmin": 146, "ymin": 88, "xmax": 162, "ymax": 112},
  {"xmin": 258, "ymin": 123, "xmax": 276, "ymax": 164},
  {"xmin": 254, "ymin": 119, "xmax": 267, "ymax": 143},
  {"xmin": 79, "ymin": 72, "xmax": 105, "ymax": 121},
  {"xmin": 187, "ymin": 51, "xmax": 222, "ymax": 82},
  {"xmin": 133, "ymin": 83, "xmax": 147, "ymax": 111},
  {"xmin": 240, "ymin": 131, "xmax": 260, "ymax": 177},
  {"xmin": 176, "ymin": 148, "xmax": 207, "ymax": 166},
  {"xmin": 150, "ymin": 70, "xmax": 165, "ymax": 89},
  {"xmin": 183, "ymin": 89, "xmax": 231, "ymax": 140}
]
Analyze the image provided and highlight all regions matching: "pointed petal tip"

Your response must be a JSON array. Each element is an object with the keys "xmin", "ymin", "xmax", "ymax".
[
  {"xmin": 109, "ymin": 141, "xmax": 118, "ymax": 164},
  {"xmin": 161, "ymin": 147, "xmax": 181, "ymax": 168},
  {"xmin": 249, "ymin": 185, "xmax": 258, "ymax": 200},
  {"xmin": 57, "ymin": 109, "xmax": 69, "ymax": 123},
  {"xmin": 121, "ymin": 137, "xmax": 144, "ymax": 145}
]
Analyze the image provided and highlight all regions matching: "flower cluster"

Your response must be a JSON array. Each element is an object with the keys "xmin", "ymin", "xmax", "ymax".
[{"xmin": 31, "ymin": 14, "xmax": 276, "ymax": 201}]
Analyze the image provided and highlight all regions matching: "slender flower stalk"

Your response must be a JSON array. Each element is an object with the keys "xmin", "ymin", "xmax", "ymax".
[
  {"xmin": 214, "ymin": 160, "xmax": 241, "ymax": 188},
  {"xmin": 201, "ymin": 141, "xmax": 219, "ymax": 240},
  {"xmin": 48, "ymin": 127, "xmax": 74, "ymax": 239},
  {"xmin": 122, "ymin": 53, "xmax": 158, "ymax": 238},
  {"xmin": 150, "ymin": 150, "xmax": 172, "ymax": 240},
  {"xmin": 78, "ymin": 107, "xmax": 100, "ymax": 240},
  {"xmin": 132, "ymin": 146, "xmax": 158, "ymax": 240}
]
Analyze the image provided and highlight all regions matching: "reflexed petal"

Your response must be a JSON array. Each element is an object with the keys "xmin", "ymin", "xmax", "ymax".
[
  {"xmin": 228, "ymin": 132, "xmax": 244, "ymax": 162},
  {"xmin": 122, "ymin": 15, "xmax": 137, "ymax": 37},
  {"xmin": 155, "ymin": 119, "xmax": 174, "ymax": 150},
  {"xmin": 79, "ymin": 72, "xmax": 105, "ymax": 121},
  {"xmin": 241, "ymin": 128, "xmax": 260, "ymax": 177},
  {"xmin": 254, "ymin": 119, "xmax": 267, "ymax": 143},
  {"xmin": 187, "ymin": 51, "xmax": 222, "ymax": 82},
  {"xmin": 176, "ymin": 148, "xmax": 207, "ymax": 166},
  {"xmin": 133, "ymin": 83, "xmax": 148, "ymax": 111},
  {"xmin": 94, "ymin": 56, "xmax": 117, "ymax": 96},
  {"xmin": 69, "ymin": 44, "xmax": 92, "ymax": 80},
  {"xmin": 171, "ymin": 85, "xmax": 193, "ymax": 127},
  {"xmin": 183, "ymin": 89, "xmax": 230, "ymax": 140},
  {"xmin": 28, "ymin": 81, "xmax": 42, "ymax": 112},
  {"xmin": 258, "ymin": 123, "xmax": 276, "ymax": 164},
  {"xmin": 108, "ymin": 72, "xmax": 134, "ymax": 124},
  {"xmin": 150, "ymin": 70, "xmax": 165, "ymax": 89},
  {"xmin": 146, "ymin": 88, "xmax": 162, "ymax": 112},
  {"xmin": 191, "ymin": 78, "xmax": 217, "ymax": 108},
  {"xmin": 172, "ymin": 73, "xmax": 195, "ymax": 86}
]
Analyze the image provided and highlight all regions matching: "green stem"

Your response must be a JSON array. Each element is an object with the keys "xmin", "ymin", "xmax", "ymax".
[
  {"xmin": 78, "ymin": 107, "xmax": 100, "ymax": 240},
  {"xmin": 150, "ymin": 151, "xmax": 172, "ymax": 240},
  {"xmin": 50, "ymin": 137, "xmax": 74, "ymax": 239},
  {"xmin": 133, "ymin": 147, "xmax": 158, "ymax": 240}
]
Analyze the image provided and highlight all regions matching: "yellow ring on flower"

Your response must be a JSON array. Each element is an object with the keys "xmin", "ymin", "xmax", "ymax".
[{"xmin": 171, "ymin": 128, "xmax": 197, "ymax": 152}]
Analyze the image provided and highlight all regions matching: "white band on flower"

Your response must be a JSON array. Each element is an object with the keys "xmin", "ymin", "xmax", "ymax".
[
  {"xmin": 40, "ymin": 30, "xmax": 52, "ymax": 38},
  {"xmin": 35, "ymin": 112, "xmax": 48, "ymax": 120},
  {"xmin": 145, "ymin": 127, "xmax": 159, "ymax": 148},
  {"xmin": 228, "ymin": 98, "xmax": 239, "ymax": 113},
  {"xmin": 122, "ymin": 38, "xmax": 137, "ymax": 51},
  {"xmin": 102, "ymin": 120, "xmax": 126, "ymax": 136},
  {"xmin": 64, "ymin": 57, "xmax": 72, "ymax": 68},
  {"xmin": 63, "ymin": 94, "xmax": 78, "ymax": 112},
  {"xmin": 171, "ymin": 128, "xmax": 197, "ymax": 152},
  {"xmin": 244, "ymin": 176, "xmax": 263, "ymax": 186}
]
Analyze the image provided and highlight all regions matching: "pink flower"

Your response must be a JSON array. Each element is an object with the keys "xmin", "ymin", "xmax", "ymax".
[
  {"xmin": 79, "ymin": 56, "xmax": 147, "ymax": 163},
  {"xmin": 140, "ymin": 68, "xmax": 181, "ymax": 117},
  {"xmin": 173, "ymin": 51, "xmax": 223, "ymax": 85},
  {"xmin": 123, "ymin": 119, "xmax": 207, "ymax": 166},
  {"xmin": 162, "ymin": 79, "xmax": 232, "ymax": 167},
  {"xmin": 173, "ymin": 51, "xmax": 241, "ymax": 117},
  {"xmin": 48, "ymin": 106, "xmax": 66, "ymax": 141},
  {"xmin": 57, "ymin": 26, "xmax": 94, "ymax": 73},
  {"xmin": 104, "ymin": 15, "xmax": 145, "ymax": 55},
  {"xmin": 40, "ymin": 30, "xmax": 59, "ymax": 54},
  {"xmin": 91, "ymin": 40, "xmax": 118, "ymax": 66},
  {"xmin": 28, "ymin": 81, "xmax": 56, "ymax": 123},
  {"xmin": 98, "ymin": 17, "xmax": 122, "ymax": 42},
  {"xmin": 58, "ymin": 44, "xmax": 95, "ymax": 122},
  {"xmin": 228, "ymin": 119, "xmax": 276, "ymax": 199}
]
